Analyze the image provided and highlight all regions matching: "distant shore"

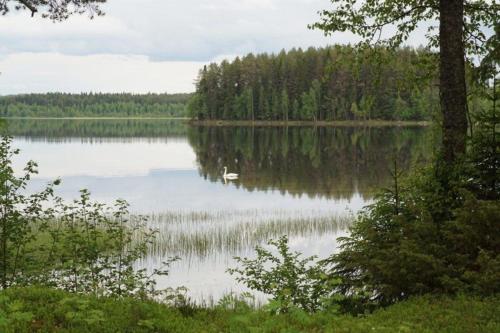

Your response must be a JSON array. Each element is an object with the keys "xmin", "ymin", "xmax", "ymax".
[
  {"xmin": 189, "ymin": 119, "xmax": 431, "ymax": 127},
  {"xmin": 0, "ymin": 117, "xmax": 432, "ymax": 127},
  {"xmin": 0, "ymin": 117, "xmax": 190, "ymax": 120}
]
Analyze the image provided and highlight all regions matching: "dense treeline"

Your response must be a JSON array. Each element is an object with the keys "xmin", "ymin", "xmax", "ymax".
[
  {"xmin": 188, "ymin": 46, "xmax": 439, "ymax": 121},
  {"xmin": 0, "ymin": 93, "xmax": 192, "ymax": 118}
]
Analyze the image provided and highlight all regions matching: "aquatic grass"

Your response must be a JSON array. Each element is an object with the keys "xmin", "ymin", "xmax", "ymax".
[
  {"xmin": 132, "ymin": 209, "xmax": 354, "ymax": 260},
  {"xmin": 26, "ymin": 208, "xmax": 353, "ymax": 303}
]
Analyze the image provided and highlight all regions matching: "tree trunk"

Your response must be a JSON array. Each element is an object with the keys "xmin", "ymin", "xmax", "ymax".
[{"xmin": 439, "ymin": 0, "xmax": 468, "ymax": 162}]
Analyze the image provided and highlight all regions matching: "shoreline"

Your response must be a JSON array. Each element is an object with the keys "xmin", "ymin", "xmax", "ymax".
[
  {"xmin": 189, "ymin": 119, "xmax": 431, "ymax": 127},
  {"xmin": 1, "ymin": 117, "xmax": 431, "ymax": 127},
  {"xmin": 0, "ymin": 117, "xmax": 190, "ymax": 120}
]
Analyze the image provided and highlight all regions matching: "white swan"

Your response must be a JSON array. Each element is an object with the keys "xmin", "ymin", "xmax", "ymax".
[{"xmin": 223, "ymin": 166, "xmax": 239, "ymax": 180}]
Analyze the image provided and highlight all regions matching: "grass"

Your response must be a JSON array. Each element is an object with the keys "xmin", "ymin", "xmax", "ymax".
[{"xmin": 0, "ymin": 287, "xmax": 498, "ymax": 332}]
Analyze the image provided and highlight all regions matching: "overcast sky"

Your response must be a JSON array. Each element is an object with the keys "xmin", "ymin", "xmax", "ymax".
[{"xmin": 1, "ymin": 0, "xmax": 430, "ymax": 95}]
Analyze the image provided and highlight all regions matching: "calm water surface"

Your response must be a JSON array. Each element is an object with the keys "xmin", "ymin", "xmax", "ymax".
[{"xmin": 3, "ymin": 119, "xmax": 433, "ymax": 302}]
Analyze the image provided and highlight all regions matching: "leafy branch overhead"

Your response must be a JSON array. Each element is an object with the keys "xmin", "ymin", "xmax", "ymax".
[
  {"xmin": 311, "ymin": 0, "xmax": 499, "ymax": 59},
  {"xmin": 0, "ymin": 0, "xmax": 106, "ymax": 20}
]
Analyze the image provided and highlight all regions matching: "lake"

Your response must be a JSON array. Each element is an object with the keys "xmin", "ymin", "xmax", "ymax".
[{"xmin": 2, "ymin": 119, "xmax": 434, "ymax": 302}]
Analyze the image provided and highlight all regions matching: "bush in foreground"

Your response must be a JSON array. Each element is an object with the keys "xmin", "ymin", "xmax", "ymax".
[{"xmin": 0, "ymin": 135, "xmax": 171, "ymax": 297}]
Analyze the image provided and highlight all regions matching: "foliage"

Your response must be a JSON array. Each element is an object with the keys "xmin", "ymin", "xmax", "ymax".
[
  {"xmin": 322, "ymin": 158, "xmax": 500, "ymax": 308},
  {"xmin": 476, "ymin": 23, "xmax": 499, "ymax": 83},
  {"xmin": 0, "ymin": 0, "xmax": 106, "ymax": 21},
  {"xmin": 189, "ymin": 46, "xmax": 439, "ymax": 121},
  {"xmin": 228, "ymin": 236, "xmax": 330, "ymax": 313},
  {"xmin": 0, "ymin": 136, "xmax": 173, "ymax": 297},
  {"xmin": 0, "ymin": 93, "xmax": 192, "ymax": 118},
  {"xmin": 0, "ymin": 287, "xmax": 499, "ymax": 332},
  {"xmin": 311, "ymin": 1, "xmax": 498, "ymax": 61},
  {"xmin": 467, "ymin": 23, "xmax": 498, "ymax": 199},
  {"xmin": 0, "ymin": 136, "xmax": 60, "ymax": 289},
  {"xmin": 42, "ymin": 194, "xmax": 179, "ymax": 298},
  {"xmin": 467, "ymin": 75, "xmax": 499, "ymax": 200}
]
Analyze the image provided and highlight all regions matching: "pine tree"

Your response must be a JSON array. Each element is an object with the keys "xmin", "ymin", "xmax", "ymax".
[
  {"xmin": 246, "ymin": 88, "xmax": 255, "ymax": 121},
  {"xmin": 281, "ymin": 89, "xmax": 289, "ymax": 122}
]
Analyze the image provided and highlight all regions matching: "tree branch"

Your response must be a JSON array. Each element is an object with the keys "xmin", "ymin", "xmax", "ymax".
[
  {"xmin": 463, "ymin": 22, "xmax": 486, "ymax": 44},
  {"xmin": 364, "ymin": 5, "xmax": 434, "ymax": 30},
  {"xmin": 464, "ymin": 2, "xmax": 499, "ymax": 17},
  {"xmin": 17, "ymin": 0, "xmax": 37, "ymax": 17}
]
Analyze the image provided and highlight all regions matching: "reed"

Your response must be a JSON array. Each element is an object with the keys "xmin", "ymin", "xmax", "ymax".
[{"xmin": 131, "ymin": 209, "xmax": 354, "ymax": 260}]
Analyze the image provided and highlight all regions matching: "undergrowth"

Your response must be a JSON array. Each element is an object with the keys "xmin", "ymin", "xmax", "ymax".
[{"xmin": 0, "ymin": 287, "xmax": 498, "ymax": 333}]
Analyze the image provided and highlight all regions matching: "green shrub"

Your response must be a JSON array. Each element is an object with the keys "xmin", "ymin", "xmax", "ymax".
[
  {"xmin": 0, "ymin": 136, "xmax": 174, "ymax": 297},
  {"xmin": 323, "ymin": 163, "xmax": 500, "ymax": 308},
  {"xmin": 228, "ymin": 236, "xmax": 331, "ymax": 313}
]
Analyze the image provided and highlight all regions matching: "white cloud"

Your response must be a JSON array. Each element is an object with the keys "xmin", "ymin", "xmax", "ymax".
[
  {"xmin": 1, "ymin": 0, "xmax": 337, "ymax": 61},
  {"xmin": 0, "ymin": 14, "xmax": 132, "ymax": 38},
  {"xmin": 0, "ymin": 53, "xmax": 203, "ymax": 94}
]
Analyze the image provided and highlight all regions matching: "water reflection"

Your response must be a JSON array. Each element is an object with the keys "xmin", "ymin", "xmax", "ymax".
[
  {"xmin": 1, "ymin": 118, "xmax": 188, "ymax": 142},
  {"xmin": 189, "ymin": 126, "xmax": 433, "ymax": 199},
  {"xmin": 1, "ymin": 119, "xmax": 433, "ymax": 301}
]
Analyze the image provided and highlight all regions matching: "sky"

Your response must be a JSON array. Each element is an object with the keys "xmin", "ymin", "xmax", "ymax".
[{"xmin": 0, "ymin": 0, "xmax": 431, "ymax": 95}]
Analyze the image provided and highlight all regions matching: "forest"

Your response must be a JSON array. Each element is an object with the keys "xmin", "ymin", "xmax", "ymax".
[
  {"xmin": 188, "ymin": 46, "xmax": 441, "ymax": 122},
  {"xmin": 0, "ymin": 93, "xmax": 191, "ymax": 118}
]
